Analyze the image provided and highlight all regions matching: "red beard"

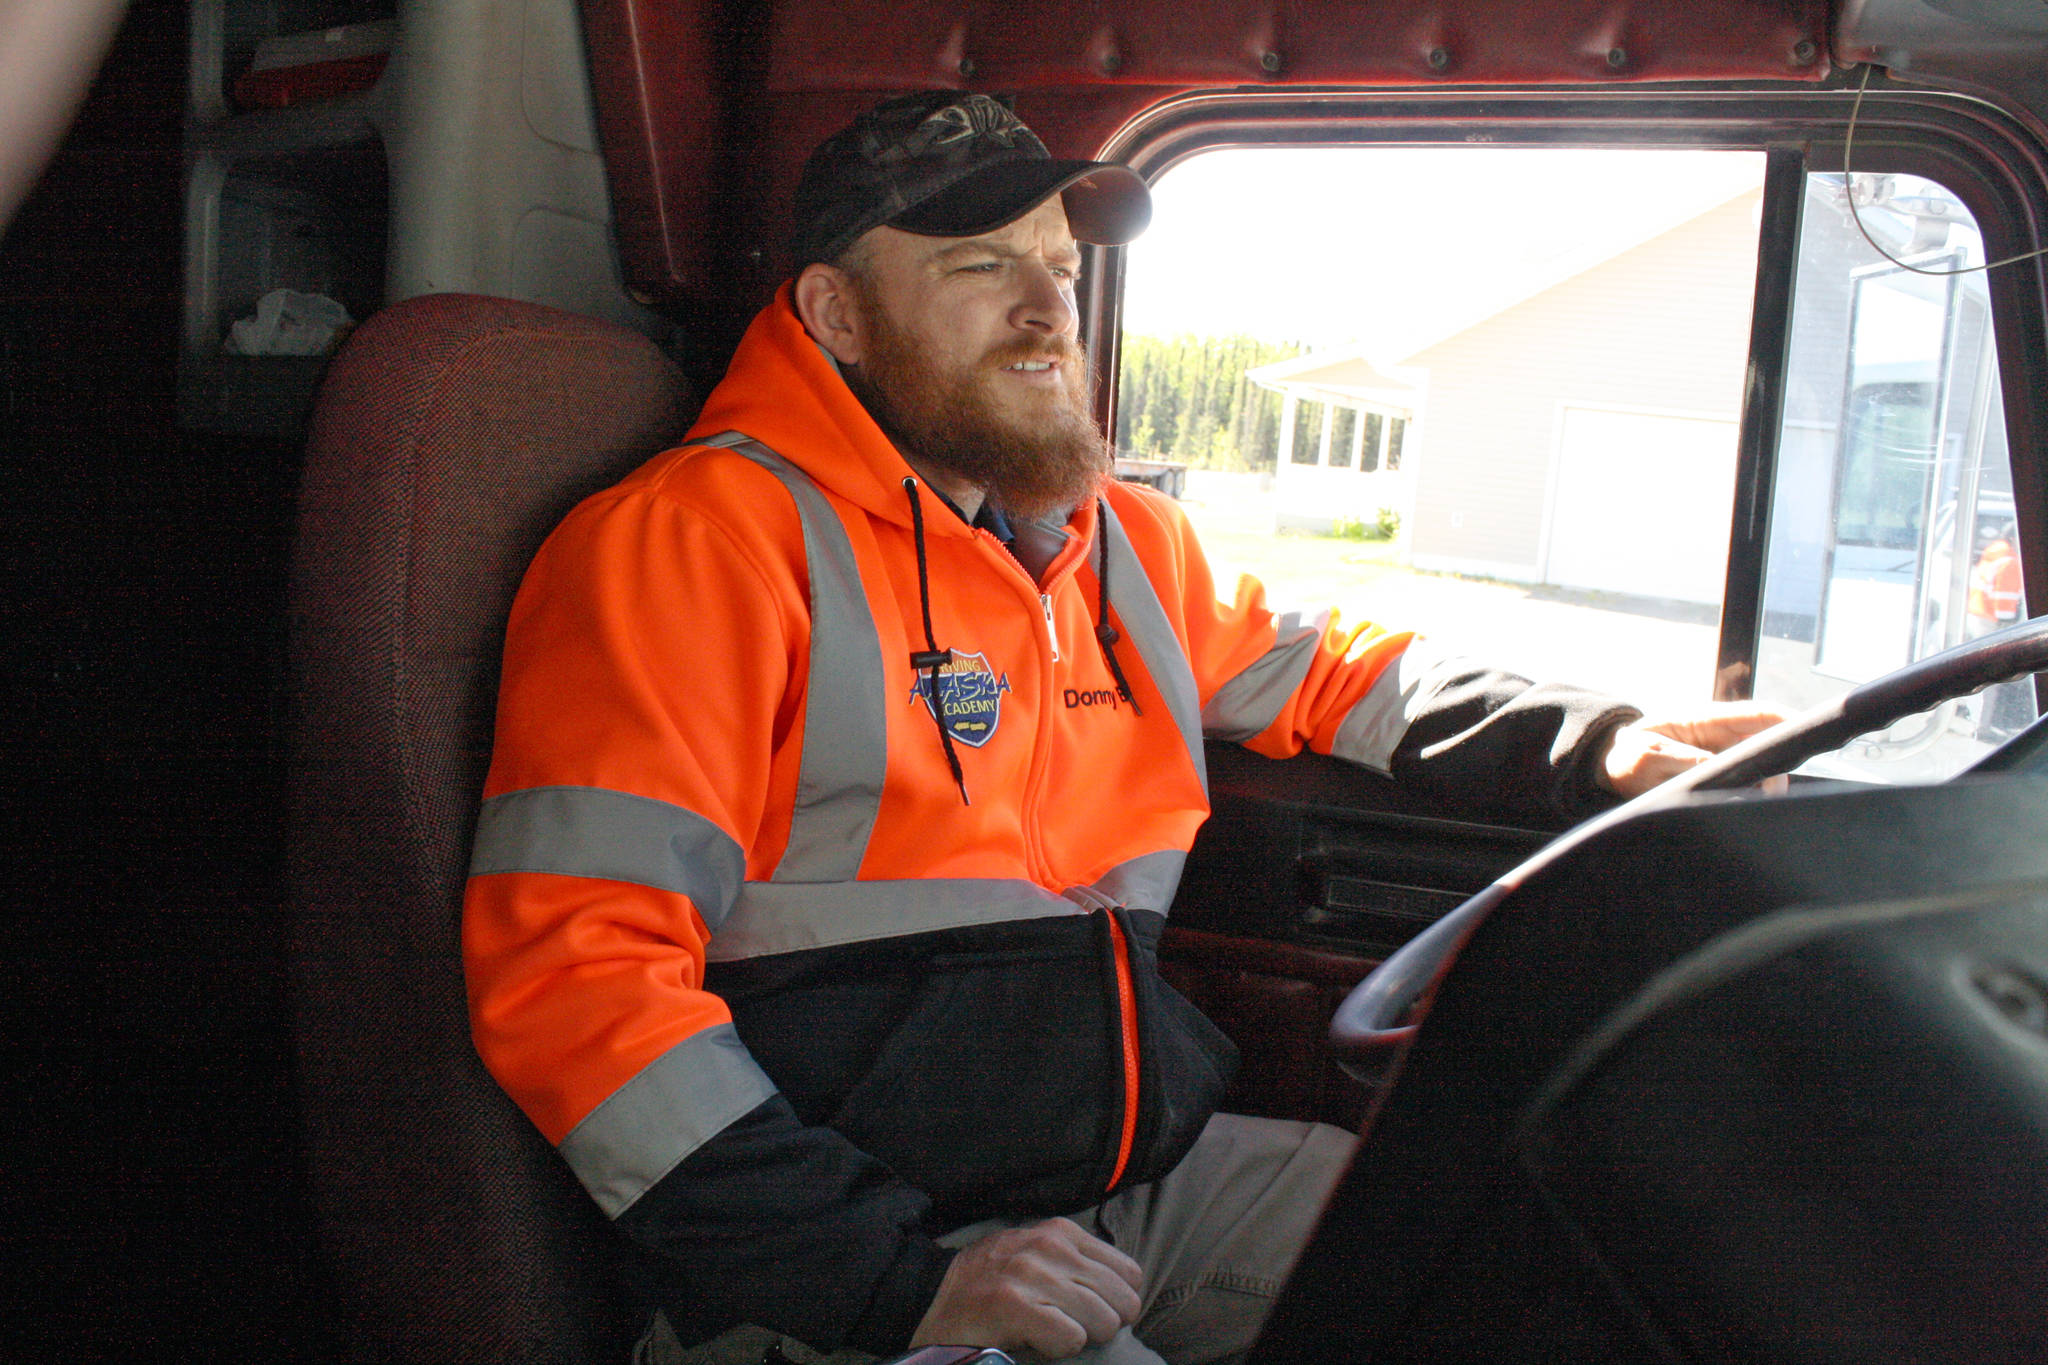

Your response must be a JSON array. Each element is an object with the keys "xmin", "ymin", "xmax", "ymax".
[{"xmin": 844, "ymin": 281, "xmax": 1111, "ymax": 523}]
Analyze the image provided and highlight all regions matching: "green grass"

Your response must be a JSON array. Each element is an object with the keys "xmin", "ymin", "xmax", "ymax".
[{"xmin": 1187, "ymin": 520, "xmax": 1409, "ymax": 611}]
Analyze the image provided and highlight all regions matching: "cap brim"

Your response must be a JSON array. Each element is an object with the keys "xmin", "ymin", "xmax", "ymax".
[{"xmin": 891, "ymin": 159, "xmax": 1152, "ymax": 246}]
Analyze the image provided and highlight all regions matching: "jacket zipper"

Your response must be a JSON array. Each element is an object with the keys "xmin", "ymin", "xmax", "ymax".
[
  {"xmin": 971, "ymin": 519, "xmax": 1137, "ymax": 1189},
  {"xmin": 971, "ymin": 522, "xmax": 1085, "ymax": 887},
  {"xmin": 1103, "ymin": 909, "xmax": 1140, "ymax": 1194}
]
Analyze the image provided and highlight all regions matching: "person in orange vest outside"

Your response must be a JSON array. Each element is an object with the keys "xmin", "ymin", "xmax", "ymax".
[
  {"xmin": 1967, "ymin": 519, "xmax": 2032, "ymax": 739},
  {"xmin": 1968, "ymin": 521, "xmax": 2023, "ymax": 634},
  {"xmin": 462, "ymin": 91, "xmax": 1782, "ymax": 1365}
]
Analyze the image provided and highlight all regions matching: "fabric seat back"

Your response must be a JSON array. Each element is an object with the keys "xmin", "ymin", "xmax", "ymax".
[{"xmin": 286, "ymin": 293, "xmax": 694, "ymax": 1361}]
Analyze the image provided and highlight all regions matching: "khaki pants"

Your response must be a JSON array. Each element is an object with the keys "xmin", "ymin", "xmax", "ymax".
[{"xmin": 641, "ymin": 1114, "xmax": 1356, "ymax": 1365}]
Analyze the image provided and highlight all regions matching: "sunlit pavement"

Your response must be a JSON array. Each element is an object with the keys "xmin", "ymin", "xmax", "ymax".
[
  {"xmin": 1175, "ymin": 473, "xmax": 2012, "ymax": 780},
  {"xmin": 1174, "ymin": 471, "xmax": 1722, "ymax": 714}
]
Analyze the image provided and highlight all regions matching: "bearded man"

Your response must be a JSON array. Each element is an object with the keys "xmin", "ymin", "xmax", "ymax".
[{"xmin": 463, "ymin": 91, "xmax": 1780, "ymax": 1365}]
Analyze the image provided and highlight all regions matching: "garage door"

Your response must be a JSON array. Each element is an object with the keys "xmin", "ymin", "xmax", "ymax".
[{"xmin": 1544, "ymin": 405, "xmax": 1739, "ymax": 604}]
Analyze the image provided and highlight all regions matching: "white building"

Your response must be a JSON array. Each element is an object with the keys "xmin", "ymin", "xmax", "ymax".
[
  {"xmin": 1247, "ymin": 175, "xmax": 1764, "ymax": 605},
  {"xmin": 1246, "ymin": 351, "xmax": 1422, "ymax": 536}
]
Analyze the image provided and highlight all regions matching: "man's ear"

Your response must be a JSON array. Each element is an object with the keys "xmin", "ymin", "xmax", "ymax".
[{"xmin": 793, "ymin": 263, "xmax": 865, "ymax": 367}]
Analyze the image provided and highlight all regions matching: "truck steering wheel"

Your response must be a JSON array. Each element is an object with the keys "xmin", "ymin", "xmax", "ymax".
[{"xmin": 1329, "ymin": 613, "xmax": 2048, "ymax": 1075}]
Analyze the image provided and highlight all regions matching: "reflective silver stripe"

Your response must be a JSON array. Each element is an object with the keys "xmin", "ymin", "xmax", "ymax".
[
  {"xmin": 470, "ymin": 785, "xmax": 745, "ymax": 930},
  {"xmin": 1201, "ymin": 609, "xmax": 1331, "ymax": 742},
  {"xmin": 1330, "ymin": 636, "xmax": 1472, "ymax": 776},
  {"xmin": 557, "ymin": 1022, "xmax": 777, "ymax": 1218},
  {"xmin": 1073, "ymin": 849, "xmax": 1187, "ymax": 913},
  {"xmin": 1097, "ymin": 500, "xmax": 1207, "ymax": 798},
  {"xmin": 700, "ymin": 432, "xmax": 887, "ymax": 883},
  {"xmin": 1060, "ymin": 882, "xmax": 1121, "ymax": 912},
  {"xmin": 707, "ymin": 878, "xmax": 1086, "ymax": 961}
]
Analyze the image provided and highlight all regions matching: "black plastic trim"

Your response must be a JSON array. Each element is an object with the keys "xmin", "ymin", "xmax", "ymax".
[{"xmin": 1716, "ymin": 144, "xmax": 1806, "ymax": 699}]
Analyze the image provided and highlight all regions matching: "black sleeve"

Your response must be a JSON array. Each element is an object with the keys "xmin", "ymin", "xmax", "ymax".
[
  {"xmin": 1386, "ymin": 665, "xmax": 1642, "ymax": 822},
  {"xmin": 616, "ymin": 1094, "xmax": 956, "ymax": 1354}
]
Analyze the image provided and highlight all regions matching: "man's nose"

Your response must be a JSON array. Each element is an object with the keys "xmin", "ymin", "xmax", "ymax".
[{"xmin": 1010, "ymin": 261, "xmax": 1077, "ymax": 335}]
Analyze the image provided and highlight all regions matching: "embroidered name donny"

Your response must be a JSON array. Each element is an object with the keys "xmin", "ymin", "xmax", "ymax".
[{"xmin": 1064, "ymin": 687, "xmax": 1121, "ymax": 710}]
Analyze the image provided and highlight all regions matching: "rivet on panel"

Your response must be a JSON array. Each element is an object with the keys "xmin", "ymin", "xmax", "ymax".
[
  {"xmin": 1100, "ymin": 50, "xmax": 1123, "ymax": 76},
  {"xmin": 957, "ymin": 57, "xmax": 976, "ymax": 78},
  {"xmin": 1259, "ymin": 50, "xmax": 1282, "ymax": 73},
  {"xmin": 1605, "ymin": 46, "xmax": 1628, "ymax": 70},
  {"xmin": 1791, "ymin": 39, "xmax": 1818, "ymax": 66},
  {"xmin": 1426, "ymin": 47, "xmax": 1451, "ymax": 72}
]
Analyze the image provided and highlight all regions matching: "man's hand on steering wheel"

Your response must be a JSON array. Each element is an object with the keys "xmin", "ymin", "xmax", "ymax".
[
  {"xmin": 1595, "ymin": 703, "xmax": 1788, "ymax": 799},
  {"xmin": 1335, "ymin": 615, "xmax": 2048, "ymax": 1069}
]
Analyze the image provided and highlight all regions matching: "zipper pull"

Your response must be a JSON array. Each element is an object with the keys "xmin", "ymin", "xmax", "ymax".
[{"xmin": 1040, "ymin": 593, "xmax": 1062, "ymax": 662}]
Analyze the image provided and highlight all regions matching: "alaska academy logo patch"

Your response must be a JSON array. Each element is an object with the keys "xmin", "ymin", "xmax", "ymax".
[{"xmin": 907, "ymin": 650, "xmax": 1012, "ymax": 748}]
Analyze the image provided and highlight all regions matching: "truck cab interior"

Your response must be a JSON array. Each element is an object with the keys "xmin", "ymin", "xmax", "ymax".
[{"xmin": 3, "ymin": 0, "xmax": 2045, "ymax": 1360}]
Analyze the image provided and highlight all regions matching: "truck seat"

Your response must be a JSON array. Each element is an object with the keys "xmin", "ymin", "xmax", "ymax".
[{"xmin": 286, "ymin": 293, "xmax": 694, "ymax": 1361}]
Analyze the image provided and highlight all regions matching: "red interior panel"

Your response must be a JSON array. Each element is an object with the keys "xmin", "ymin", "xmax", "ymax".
[
  {"xmin": 577, "ymin": 0, "xmax": 1832, "ymax": 322},
  {"xmin": 1158, "ymin": 926, "xmax": 1378, "ymax": 1131},
  {"xmin": 768, "ymin": 0, "xmax": 1830, "ymax": 92},
  {"xmin": 576, "ymin": 0, "xmax": 729, "ymax": 299}
]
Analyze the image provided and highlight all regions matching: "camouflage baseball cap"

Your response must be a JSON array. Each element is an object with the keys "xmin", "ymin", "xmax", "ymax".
[{"xmin": 790, "ymin": 91, "xmax": 1152, "ymax": 266}]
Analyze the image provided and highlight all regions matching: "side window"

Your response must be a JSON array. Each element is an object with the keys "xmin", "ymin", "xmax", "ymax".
[
  {"xmin": 1115, "ymin": 146, "xmax": 2034, "ymax": 786},
  {"xmin": 1757, "ymin": 173, "xmax": 2033, "ymax": 781},
  {"xmin": 1116, "ymin": 146, "xmax": 1767, "ymax": 712}
]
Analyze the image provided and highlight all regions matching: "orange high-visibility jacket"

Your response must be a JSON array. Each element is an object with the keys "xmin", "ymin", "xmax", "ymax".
[
  {"xmin": 463, "ymin": 289, "xmax": 1636, "ymax": 1350},
  {"xmin": 1969, "ymin": 537, "xmax": 2023, "ymax": 625}
]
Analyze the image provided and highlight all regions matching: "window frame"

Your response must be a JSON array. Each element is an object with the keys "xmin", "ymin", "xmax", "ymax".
[{"xmin": 1081, "ymin": 78, "xmax": 2048, "ymax": 715}]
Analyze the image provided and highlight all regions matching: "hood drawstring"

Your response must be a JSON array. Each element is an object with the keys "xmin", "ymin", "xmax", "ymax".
[
  {"xmin": 900, "ymin": 483, "xmax": 1143, "ymax": 806},
  {"xmin": 1094, "ymin": 498, "xmax": 1143, "ymax": 715},
  {"xmin": 902, "ymin": 477, "xmax": 972, "ymax": 806}
]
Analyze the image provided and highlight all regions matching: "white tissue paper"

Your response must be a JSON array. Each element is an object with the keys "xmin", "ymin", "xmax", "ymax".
[{"xmin": 224, "ymin": 288, "xmax": 355, "ymax": 356}]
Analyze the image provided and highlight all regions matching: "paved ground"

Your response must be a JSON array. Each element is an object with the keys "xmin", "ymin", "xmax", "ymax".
[
  {"xmin": 1176, "ymin": 471, "xmax": 1723, "ymax": 714},
  {"xmin": 1173, "ymin": 470, "xmax": 2026, "ymax": 781}
]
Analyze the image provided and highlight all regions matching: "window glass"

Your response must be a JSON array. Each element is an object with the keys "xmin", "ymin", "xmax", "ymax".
[
  {"xmin": 1289, "ymin": 400, "xmax": 1327, "ymax": 465},
  {"xmin": 1358, "ymin": 412, "xmax": 1381, "ymax": 471},
  {"xmin": 1116, "ymin": 150, "xmax": 2033, "ymax": 781},
  {"xmin": 1117, "ymin": 147, "xmax": 1766, "ymax": 713},
  {"xmin": 1756, "ymin": 173, "xmax": 2032, "ymax": 781},
  {"xmin": 1330, "ymin": 408, "xmax": 1359, "ymax": 469}
]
